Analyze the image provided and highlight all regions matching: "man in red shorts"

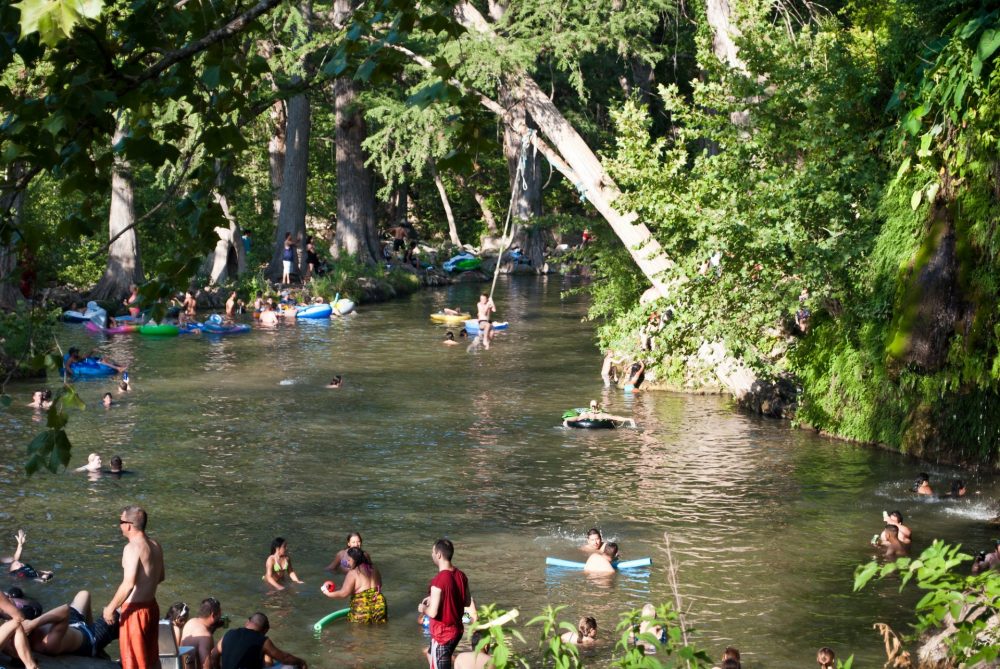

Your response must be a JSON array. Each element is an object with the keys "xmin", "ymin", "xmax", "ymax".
[
  {"xmin": 417, "ymin": 539, "xmax": 473, "ymax": 669},
  {"xmin": 104, "ymin": 505, "xmax": 164, "ymax": 669}
]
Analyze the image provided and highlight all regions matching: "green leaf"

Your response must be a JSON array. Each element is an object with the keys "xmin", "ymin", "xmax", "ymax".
[
  {"xmin": 910, "ymin": 189, "xmax": 923, "ymax": 210},
  {"xmin": 977, "ymin": 28, "xmax": 1000, "ymax": 61},
  {"xmin": 972, "ymin": 55, "xmax": 983, "ymax": 78}
]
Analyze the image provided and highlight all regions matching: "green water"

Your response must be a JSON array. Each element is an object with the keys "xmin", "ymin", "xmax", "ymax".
[{"xmin": 2, "ymin": 278, "xmax": 997, "ymax": 667}]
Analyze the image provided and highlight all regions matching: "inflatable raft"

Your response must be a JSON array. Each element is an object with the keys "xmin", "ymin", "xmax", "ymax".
[
  {"xmin": 84, "ymin": 322, "xmax": 139, "ymax": 335},
  {"xmin": 333, "ymin": 298, "xmax": 355, "ymax": 316},
  {"xmin": 296, "ymin": 303, "xmax": 332, "ymax": 319},
  {"xmin": 430, "ymin": 311, "xmax": 471, "ymax": 324},
  {"xmin": 443, "ymin": 253, "xmax": 482, "ymax": 272},
  {"xmin": 139, "ymin": 324, "xmax": 180, "ymax": 337},
  {"xmin": 61, "ymin": 301, "xmax": 107, "ymax": 327},
  {"xmin": 464, "ymin": 320, "xmax": 509, "ymax": 335},
  {"xmin": 62, "ymin": 354, "xmax": 117, "ymax": 378},
  {"xmin": 203, "ymin": 323, "xmax": 251, "ymax": 335}
]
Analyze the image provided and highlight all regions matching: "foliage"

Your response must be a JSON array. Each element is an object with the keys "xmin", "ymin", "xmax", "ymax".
[{"xmin": 854, "ymin": 541, "xmax": 1000, "ymax": 666}]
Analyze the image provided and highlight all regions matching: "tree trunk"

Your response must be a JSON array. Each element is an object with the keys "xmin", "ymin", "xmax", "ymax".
[
  {"xmin": 705, "ymin": 0, "xmax": 750, "ymax": 126},
  {"xmin": 500, "ymin": 84, "xmax": 545, "ymax": 270},
  {"xmin": 91, "ymin": 122, "xmax": 144, "ymax": 301},
  {"xmin": 429, "ymin": 159, "xmax": 461, "ymax": 246},
  {"xmin": 268, "ymin": 93, "xmax": 310, "ymax": 281},
  {"xmin": 268, "ymin": 100, "xmax": 287, "ymax": 223},
  {"xmin": 333, "ymin": 75, "xmax": 378, "ymax": 262},
  {"xmin": 209, "ymin": 165, "xmax": 247, "ymax": 285},
  {"xmin": 452, "ymin": 2, "xmax": 675, "ymax": 298},
  {"xmin": 0, "ymin": 163, "xmax": 25, "ymax": 310}
]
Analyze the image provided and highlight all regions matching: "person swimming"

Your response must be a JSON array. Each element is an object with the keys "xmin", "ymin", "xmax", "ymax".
[
  {"xmin": 263, "ymin": 538, "xmax": 304, "ymax": 591},
  {"xmin": 581, "ymin": 528, "xmax": 603, "ymax": 553},
  {"xmin": 326, "ymin": 375, "xmax": 343, "ymax": 389},
  {"xmin": 326, "ymin": 532, "xmax": 367, "ymax": 574},
  {"xmin": 560, "ymin": 616, "xmax": 597, "ymax": 645},
  {"xmin": 443, "ymin": 332, "xmax": 459, "ymax": 346},
  {"xmin": 914, "ymin": 472, "xmax": 933, "ymax": 495},
  {"xmin": 583, "ymin": 542, "xmax": 618, "ymax": 574},
  {"xmin": 3, "ymin": 530, "xmax": 53, "ymax": 582}
]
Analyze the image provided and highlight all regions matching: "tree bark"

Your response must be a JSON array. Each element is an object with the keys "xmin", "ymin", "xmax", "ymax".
[
  {"xmin": 268, "ymin": 93, "xmax": 310, "ymax": 281},
  {"xmin": 705, "ymin": 0, "xmax": 750, "ymax": 125},
  {"xmin": 429, "ymin": 160, "xmax": 461, "ymax": 246},
  {"xmin": 268, "ymin": 100, "xmax": 287, "ymax": 223},
  {"xmin": 452, "ymin": 2, "xmax": 674, "ymax": 297},
  {"xmin": 500, "ymin": 85, "xmax": 545, "ymax": 270},
  {"xmin": 0, "ymin": 163, "xmax": 25, "ymax": 310},
  {"xmin": 91, "ymin": 122, "xmax": 144, "ymax": 301},
  {"xmin": 209, "ymin": 164, "xmax": 247, "ymax": 284}
]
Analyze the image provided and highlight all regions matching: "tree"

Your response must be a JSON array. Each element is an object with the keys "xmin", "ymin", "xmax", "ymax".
[{"xmin": 269, "ymin": 92, "xmax": 310, "ymax": 281}]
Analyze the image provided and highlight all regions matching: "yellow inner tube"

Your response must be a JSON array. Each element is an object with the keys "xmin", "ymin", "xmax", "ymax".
[{"xmin": 430, "ymin": 312, "xmax": 470, "ymax": 324}]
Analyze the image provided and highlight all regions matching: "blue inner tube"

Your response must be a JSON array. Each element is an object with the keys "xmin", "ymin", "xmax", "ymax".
[
  {"xmin": 203, "ymin": 323, "xmax": 250, "ymax": 335},
  {"xmin": 566, "ymin": 418, "xmax": 616, "ymax": 429},
  {"xmin": 62, "ymin": 355, "xmax": 116, "ymax": 377},
  {"xmin": 296, "ymin": 304, "xmax": 333, "ymax": 319}
]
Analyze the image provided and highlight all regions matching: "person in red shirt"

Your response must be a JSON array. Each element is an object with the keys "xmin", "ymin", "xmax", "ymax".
[{"xmin": 417, "ymin": 539, "xmax": 473, "ymax": 669}]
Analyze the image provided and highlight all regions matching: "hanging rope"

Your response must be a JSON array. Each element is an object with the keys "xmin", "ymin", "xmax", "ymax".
[{"xmin": 488, "ymin": 130, "xmax": 534, "ymax": 305}]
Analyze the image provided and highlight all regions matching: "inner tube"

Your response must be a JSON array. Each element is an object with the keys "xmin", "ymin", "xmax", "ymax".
[
  {"xmin": 202, "ymin": 323, "xmax": 251, "ymax": 335},
  {"xmin": 62, "ymin": 355, "xmax": 117, "ymax": 378},
  {"xmin": 464, "ymin": 320, "xmax": 509, "ymax": 335},
  {"xmin": 565, "ymin": 418, "xmax": 616, "ymax": 430},
  {"xmin": 85, "ymin": 322, "xmax": 138, "ymax": 335},
  {"xmin": 430, "ymin": 312, "xmax": 470, "ymax": 324},
  {"xmin": 139, "ymin": 324, "xmax": 180, "ymax": 337},
  {"xmin": 296, "ymin": 304, "xmax": 333, "ymax": 319},
  {"xmin": 333, "ymin": 299, "xmax": 355, "ymax": 316},
  {"xmin": 312, "ymin": 608, "xmax": 350, "ymax": 632},
  {"xmin": 442, "ymin": 253, "xmax": 482, "ymax": 272}
]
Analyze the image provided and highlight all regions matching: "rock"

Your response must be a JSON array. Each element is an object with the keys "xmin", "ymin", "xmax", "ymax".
[
  {"xmin": 453, "ymin": 270, "xmax": 488, "ymax": 283},
  {"xmin": 1, "ymin": 652, "xmax": 115, "ymax": 668},
  {"xmin": 40, "ymin": 286, "xmax": 87, "ymax": 310},
  {"xmin": 480, "ymin": 235, "xmax": 504, "ymax": 253}
]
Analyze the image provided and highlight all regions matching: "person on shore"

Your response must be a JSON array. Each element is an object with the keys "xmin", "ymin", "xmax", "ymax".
[
  {"xmin": 3, "ymin": 530, "xmax": 53, "ymax": 582},
  {"xmin": 75, "ymin": 453, "xmax": 103, "ymax": 474},
  {"xmin": 263, "ymin": 538, "xmax": 304, "ymax": 591},
  {"xmin": 125, "ymin": 284, "xmax": 141, "ymax": 318},
  {"xmin": 624, "ymin": 361, "xmax": 645, "ymax": 393},
  {"xmin": 17, "ymin": 590, "xmax": 118, "ymax": 659},
  {"xmin": 875, "ymin": 525, "xmax": 908, "ymax": 559},
  {"xmin": 915, "ymin": 473, "xmax": 933, "ymax": 495},
  {"xmin": 258, "ymin": 303, "xmax": 278, "ymax": 327},
  {"xmin": 453, "ymin": 630, "xmax": 492, "ymax": 669},
  {"xmin": 26, "ymin": 390, "xmax": 52, "ymax": 410},
  {"xmin": 1, "ymin": 590, "xmax": 42, "ymax": 669},
  {"xmin": 164, "ymin": 602, "xmax": 189, "ymax": 648},
  {"xmin": 102, "ymin": 392, "xmax": 113, "ymax": 408},
  {"xmin": 816, "ymin": 646, "xmax": 836, "ymax": 669},
  {"xmin": 305, "ymin": 237, "xmax": 322, "ymax": 282},
  {"xmin": 972, "ymin": 540, "xmax": 1000, "ymax": 575},
  {"xmin": 281, "ymin": 232, "xmax": 297, "ymax": 285},
  {"xmin": 182, "ymin": 597, "xmax": 225, "ymax": 669},
  {"xmin": 326, "ymin": 533, "xmax": 366, "ymax": 574},
  {"xmin": 104, "ymin": 505, "xmax": 164, "ymax": 669},
  {"xmin": 881, "ymin": 511, "xmax": 911, "ymax": 545},
  {"xmin": 443, "ymin": 332, "xmax": 459, "ymax": 346},
  {"xmin": 560, "ymin": 617, "xmax": 597, "ymax": 646},
  {"xmin": 326, "ymin": 376, "xmax": 343, "ymax": 389},
  {"xmin": 581, "ymin": 529, "xmax": 603, "ymax": 553},
  {"xmin": 417, "ymin": 538, "xmax": 473, "ymax": 669},
  {"xmin": 211, "ymin": 612, "xmax": 306, "ymax": 669},
  {"xmin": 476, "ymin": 294, "xmax": 496, "ymax": 346},
  {"xmin": 320, "ymin": 547, "xmax": 386, "ymax": 624},
  {"xmin": 584, "ymin": 542, "xmax": 618, "ymax": 574}
]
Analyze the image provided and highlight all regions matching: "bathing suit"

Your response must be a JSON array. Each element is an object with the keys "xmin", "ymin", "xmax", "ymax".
[
  {"xmin": 9, "ymin": 564, "xmax": 40, "ymax": 579},
  {"xmin": 119, "ymin": 600, "xmax": 159, "ymax": 669},
  {"xmin": 348, "ymin": 588, "xmax": 387, "ymax": 624}
]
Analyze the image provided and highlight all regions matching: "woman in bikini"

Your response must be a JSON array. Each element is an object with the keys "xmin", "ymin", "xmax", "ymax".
[
  {"xmin": 320, "ymin": 547, "xmax": 386, "ymax": 624},
  {"xmin": 325, "ymin": 532, "xmax": 368, "ymax": 574},
  {"xmin": 263, "ymin": 538, "xmax": 304, "ymax": 591}
]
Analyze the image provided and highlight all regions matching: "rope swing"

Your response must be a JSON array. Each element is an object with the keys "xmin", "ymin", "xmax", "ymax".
[{"xmin": 488, "ymin": 130, "xmax": 535, "ymax": 305}]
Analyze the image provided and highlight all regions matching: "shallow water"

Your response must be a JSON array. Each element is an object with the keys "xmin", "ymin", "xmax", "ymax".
[{"xmin": 2, "ymin": 277, "xmax": 997, "ymax": 668}]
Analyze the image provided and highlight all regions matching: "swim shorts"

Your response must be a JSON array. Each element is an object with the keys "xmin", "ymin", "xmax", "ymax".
[
  {"xmin": 282, "ymin": 260, "xmax": 293, "ymax": 274},
  {"xmin": 428, "ymin": 636, "xmax": 461, "ymax": 669}
]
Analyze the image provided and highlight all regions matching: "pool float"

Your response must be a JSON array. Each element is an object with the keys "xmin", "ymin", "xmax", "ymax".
[
  {"xmin": 296, "ymin": 303, "xmax": 333, "ymax": 319},
  {"xmin": 312, "ymin": 608, "xmax": 350, "ymax": 632},
  {"xmin": 430, "ymin": 311, "xmax": 470, "ymax": 324},
  {"xmin": 545, "ymin": 557, "xmax": 652, "ymax": 570},
  {"xmin": 202, "ymin": 323, "xmax": 251, "ymax": 335},
  {"xmin": 84, "ymin": 322, "xmax": 138, "ymax": 335},
  {"xmin": 565, "ymin": 418, "xmax": 616, "ymax": 429},
  {"xmin": 62, "ymin": 354, "xmax": 117, "ymax": 378},
  {"xmin": 139, "ymin": 324, "xmax": 180, "ymax": 337},
  {"xmin": 62, "ymin": 301, "xmax": 107, "ymax": 327},
  {"xmin": 464, "ymin": 319, "xmax": 509, "ymax": 335},
  {"xmin": 442, "ymin": 253, "xmax": 482, "ymax": 272},
  {"xmin": 333, "ymin": 298, "xmax": 355, "ymax": 316}
]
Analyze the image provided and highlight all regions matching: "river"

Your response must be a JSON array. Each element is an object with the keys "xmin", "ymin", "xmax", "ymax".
[{"xmin": 1, "ymin": 277, "xmax": 996, "ymax": 667}]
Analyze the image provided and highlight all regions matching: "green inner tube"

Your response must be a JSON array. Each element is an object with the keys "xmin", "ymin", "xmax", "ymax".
[
  {"xmin": 313, "ymin": 607, "xmax": 351, "ymax": 632},
  {"xmin": 139, "ymin": 324, "xmax": 180, "ymax": 337}
]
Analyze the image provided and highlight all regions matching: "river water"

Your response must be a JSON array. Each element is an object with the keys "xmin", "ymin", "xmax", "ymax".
[{"xmin": 2, "ymin": 277, "xmax": 997, "ymax": 667}]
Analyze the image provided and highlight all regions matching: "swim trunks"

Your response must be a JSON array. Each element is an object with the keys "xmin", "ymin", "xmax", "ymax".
[
  {"xmin": 119, "ymin": 600, "xmax": 159, "ymax": 669},
  {"xmin": 348, "ymin": 588, "xmax": 387, "ymax": 625},
  {"xmin": 10, "ymin": 564, "xmax": 39, "ymax": 580},
  {"xmin": 428, "ymin": 637, "xmax": 461, "ymax": 669},
  {"xmin": 68, "ymin": 606, "xmax": 97, "ymax": 657}
]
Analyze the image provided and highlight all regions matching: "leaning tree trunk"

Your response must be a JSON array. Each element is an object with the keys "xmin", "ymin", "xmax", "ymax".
[
  {"xmin": 208, "ymin": 165, "xmax": 247, "ymax": 285},
  {"xmin": 429, "ymin": 159, "xmax": 461, "ymax": 246},
  {"xmin": 500, "ymin": 85, "xmax": 545, "ymax": 270},
  {"xmin": 91, "ymin": 122, "xmax": 143, "ymax": 301},
  {"xmin": 268, "ymin": 93, "xmax": 310, "ymax": 281},
  {"xmin": 0, "ymin": 163, "xmax": 25, "ymax": 310},
  {"xmin": 705, "ymin": 0, "xmax": 750, "ymax": 126}
]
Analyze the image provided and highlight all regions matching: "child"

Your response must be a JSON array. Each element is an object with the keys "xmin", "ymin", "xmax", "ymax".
[
  {"xmin": 263, "ymin": 538, "xmax": 304, "ymax": 591},
  {"xmin": 560, "ymin": 616, "xmax": 597, "ymax": 645},
  {"xmin": 817, "ymin": 646, "xmax": 836, "ymax": 669}
]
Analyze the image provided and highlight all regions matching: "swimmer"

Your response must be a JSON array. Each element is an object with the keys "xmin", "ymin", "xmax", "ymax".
[
  {"xmin": 623, "ymin": 360, "xmax": 645, "ymax": 392},
  {"xmin": 720, "ymin": 647, "xmax": 742, "ymax": 669},
  {"xmin": 914, "ymin": 472, "xmax": 933, "ymax": 495},
  {"xmin": 454, "ymin": 630, "xmax": 492, "ymax": 669},
  {"xmin": 476, "ymin": 294, "xmax": 496, "ymax": 348},
  {"xmin": 947, "ymin": 479, "xmax": 967, "ymax": 497},
  {"xmin": 65, "ymin": 347, "xmax": 127, "ymax": 376},
  {"xmin": 560, "ymin": 616, "xmax": 597, "ymax": 645},
  {"xmin": 442, "ymin": 307, "xmax": 463, "ymax": 316},
  {"xmin": 880, "ymin": 511, "xmax": 911, "ymax": 544},
  {"xmin": 2, "ymin": 530, "xmax": 53, "ymax": 582},
  {"xmin": 581, "ymin": 528, "xmax": 603, "ymax": 553},
  {"xmin": 263, "ymin": 538, "xmax": 304, "ymax": 591},
  {"xmin": 875, "ymin": 524, "xmax": 908, "ymax": 559},
  {"xmin": 629, "ymin": 604, "xmax": 664, "ymax": 652},
  {"xmin": 319, "ymin": 547, "xmax": 386, "ymax": 624},
  {"xmin": 583, "ymin": 542, "xmax": 618, "ymax": 574},
  {"xmin": 258, "ymin": 303, "xmax": 279, "ymax": 326},
  {"xmin": 117, "ymin": 372, "xmax": 131, "ymax": 393},
  {"xmin": 26, "ymin": 390, "xmax": 52, "ymax": 410},
  {"xmin": 225, "ymin": 291, "xmax": 238, "ymax": 318},
  {"xmin": 102, "ymin": 392, "xmax": 113, "ymax": 408},
  {"xmin": 564, "ymin": 400, "xmax": 636, "ymax": 428},
  {"xmin": 326, "ymin": 532, "xmax": 367, "ymax": 574},
  {"xmin": 459, "ymin": 330, "xmax": 468, "ymax": 339},
  {"xmin": 816, "ymin": 646, "xmax": 836, "ymax": 669},
  {"xmin": 443, "ymin": 332, "xmax": 459, "ymax": 346},
  {"xmin": 74, "ymin": 453, "xmax": 102, "ymax": 474},
  {"xmin": 107, "ymin": 455, "xmax": 125, "ymax": 478},
  {"xmin": 326, "ymin": 375, "xmax": 343, "ymax": 389}
]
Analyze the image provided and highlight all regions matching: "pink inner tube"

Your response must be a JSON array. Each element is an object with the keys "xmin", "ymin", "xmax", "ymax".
[{"xmin": 85, "ymin": 321, "xmax": 137, "ymax": 335}]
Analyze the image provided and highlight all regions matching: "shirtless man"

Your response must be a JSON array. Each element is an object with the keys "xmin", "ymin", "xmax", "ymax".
[
  {"xmin": 259, "ymin": 303, "xmax": 279, "ymax": 326},
  {"xmin": 583, "ymin": 542, "xmax": 618, "ymax": 574},
  {"xmin": 180, "ymin": 291, "xmax": 197, "ymax": 326},
  {"xmin": 0, "ymin": 590, "xmax": 38, "ymax": 669},
  {"xmin": 104, "ymin": 505, "xmax": 164, "ymax": 669},
  {"xmin": 581, "ymin": 528, "xmax": 603, "ymax": 553},
  {"xmin": 225, "ymin": 291, "xmax": 238, "ymax": 318},
  {"xmin": 881, "ymin": 511, "xmax": 912, "ymax": 544},
  {"xmin": 476, "ymin": 294, "xmax": 495, "ymax": 348},
  {"xmin": 20, "ymin": 590, "xmax": 118, "ymax": 659},
  {"xmin": 181, "ymin": 597, "xmax": 224, "ymax": 669},
  {"xmin": 453, "ymin": 630, "xmax": 492, "ymax": 669},
  {"xmin": 876, "ymin": 525, "xmax": 908, "ymax": 560},
  {"xmin": 443, "ymin": 332, "xmax": 459, "ymax": 346},
  {"xmin": 915, "ymin": 473, "xmax": 933, "ymax": 495}
]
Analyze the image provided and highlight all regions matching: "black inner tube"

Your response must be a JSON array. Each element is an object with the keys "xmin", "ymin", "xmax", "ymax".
[{"xmin": 567, "ymin": 418, "xmax": 616, "ymax": 430}]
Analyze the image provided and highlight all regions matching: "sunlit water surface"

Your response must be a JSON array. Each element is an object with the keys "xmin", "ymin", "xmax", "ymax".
[{"xmin": 2, "ymin": 277, "xmax": 998, "ymax": 667}]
